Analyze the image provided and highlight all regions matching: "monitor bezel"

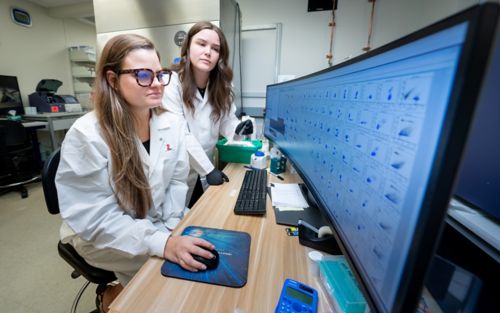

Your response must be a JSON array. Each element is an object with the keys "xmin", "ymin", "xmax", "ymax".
[{"xmin": 264, "ymin": 4, "xmax": 498, "ymax": 312}]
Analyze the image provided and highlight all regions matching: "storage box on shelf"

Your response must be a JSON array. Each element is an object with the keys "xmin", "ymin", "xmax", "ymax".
[
  {"xmin": 73, "ymin": 80, "xmax": 93, "ymax": 93},
  {"xmin": 69, "ymin": 45, "xmax": 96, "ymax": 62},
  {"xmin": 71, "ymin": 64, "xmax": 95, "ymax": 78},
  {"xmin": 68, "ymin": 46, "xmax": 95, "ymax": 110}
]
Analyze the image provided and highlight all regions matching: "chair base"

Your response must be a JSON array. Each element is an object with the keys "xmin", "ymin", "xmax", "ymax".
[
  {"xmin": 0, "ymin": 184, "xmax": 28, "ymax": 198},
  {"xmin": 70, "ymin": 280, "xmax": 110, "ymax": 313},
  {"xmin": 0, "ymin": 175, "xmax": 40, "ymax": 198}
]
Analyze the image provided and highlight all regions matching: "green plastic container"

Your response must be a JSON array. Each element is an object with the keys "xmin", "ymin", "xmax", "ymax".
[
  {"xmin": 319, "ymin": 258, "xmax": 367, "ymax": 313},
  {"xmin": 216, "ymin": 138, "xmax": 262, "ymax": 164}
]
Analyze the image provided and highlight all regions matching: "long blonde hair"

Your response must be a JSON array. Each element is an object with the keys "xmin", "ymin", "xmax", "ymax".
[{"xmin": 94, "ymin": 34, "xmax": 165, "ymax": 218}]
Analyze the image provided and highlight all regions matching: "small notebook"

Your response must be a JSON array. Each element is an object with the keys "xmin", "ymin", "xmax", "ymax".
[{"xmin": 161, "ymin": 226, "xmax": 251, "ymax": 288}]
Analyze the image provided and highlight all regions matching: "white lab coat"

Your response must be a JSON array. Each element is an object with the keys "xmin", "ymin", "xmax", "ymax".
[
  {"xmin": 56, "ymin": 111, "xmax": 190, "ymax": 284},
  {"xmin": 163, "ymin": 72, "xmax": 241, "ymax": 203}
]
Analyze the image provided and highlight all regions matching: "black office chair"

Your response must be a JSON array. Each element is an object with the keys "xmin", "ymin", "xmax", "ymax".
[
  {"xmin": 42, "ymin": 149, "xmax": 117, "ymax": 313},
  {"xmin": 0, "ymin": 120, "xmax": 40, "ymax": 198}
]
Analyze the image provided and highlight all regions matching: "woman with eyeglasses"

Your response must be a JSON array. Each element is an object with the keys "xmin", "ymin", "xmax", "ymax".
[
  {"xmin": 163, "ymin": 21, "xmax": 254, "ymax": 207},
  {"xmin": 56, "ymin": 34, "xmax": 218, "ymax": 310}
]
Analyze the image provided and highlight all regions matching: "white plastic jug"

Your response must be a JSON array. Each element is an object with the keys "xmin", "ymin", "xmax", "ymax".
[{"xmin": 251, "ymin": 151, "xmax": 266, "ymax": 169}]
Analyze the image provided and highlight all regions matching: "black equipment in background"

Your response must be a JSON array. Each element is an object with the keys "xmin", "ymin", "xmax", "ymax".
[
  {"xmin": 0, "ymin": 120, "xmax": 39, "ymax": 198},
  {"xmin": 0, "ymin": 75, "xmax": 25, "ymax": 116},
  {"xmin": 308, "ymin": 0, "xmax": 337, "ymax": 12},
  {"xmin": 28, "ymin": 79, "xmax": 79, "ymax": 113}
]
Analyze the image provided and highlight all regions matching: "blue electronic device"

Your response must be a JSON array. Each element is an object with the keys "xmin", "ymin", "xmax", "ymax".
[{"xmin": 275, "ymin": 278, "xmax": 318, "ymax": 313}]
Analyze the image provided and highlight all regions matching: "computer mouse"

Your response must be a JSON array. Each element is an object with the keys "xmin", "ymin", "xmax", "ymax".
[{"xmin": 192, "ymin": 247, "xmax": 219, "ymax": 270}]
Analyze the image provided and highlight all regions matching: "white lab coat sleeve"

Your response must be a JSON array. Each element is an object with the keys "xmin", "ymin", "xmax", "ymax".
[
  {"xmin": 162, "ymin": 72, "xmax": 215, "ymax": 176},
  {"xmin": 56, "ymin": 125, "xmax": 168, "ymax": 259},
  {"xmin": 220, "ymin": 102, "xmax": 243, "ymax": 140},
  {"xmin": 185, "ymin": 131, "xmax": 215, "ymax": 176}
]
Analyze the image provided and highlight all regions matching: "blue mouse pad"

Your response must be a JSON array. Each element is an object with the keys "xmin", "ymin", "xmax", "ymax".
[{"xmin": 160, "ymin": 226, "xmax": 251, "ymax": 288}]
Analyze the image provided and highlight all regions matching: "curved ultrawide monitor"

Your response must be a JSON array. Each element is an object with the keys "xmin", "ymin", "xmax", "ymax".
[{"xmin": 264, "ymin": 4, "xmax": 499, "ymax": 313}]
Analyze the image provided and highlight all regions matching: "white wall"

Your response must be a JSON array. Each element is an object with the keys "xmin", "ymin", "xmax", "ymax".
[
  {"xmin": 94, "ymin": 0, "xmax": 219, "ymax": 33},
  {"xmin": 0, "ymin": 0, "xmax": 96, "ymax": 108},
  {"xmin": 237, "ymin": 0, "xmax": 481, "ymax": 112},
  {"xmin": 239, "ymin": 0, "xmax": 479, "ymax": 76},
  {"xmin": 1, "ymin": 0, "xmax": 490, "ymax": 111}
]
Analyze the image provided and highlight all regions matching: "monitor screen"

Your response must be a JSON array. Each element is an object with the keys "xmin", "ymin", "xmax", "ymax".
[
  {"xmin": 454, "ymin": 20, "xmax": 500, "ymax": 222},
  {"xmin": 0, "ymin": 75, "xmax": 24, "ymax": 116},
  {"xmin": 264, "ymin": 4, "xmax": 498, "ymax": 313}
]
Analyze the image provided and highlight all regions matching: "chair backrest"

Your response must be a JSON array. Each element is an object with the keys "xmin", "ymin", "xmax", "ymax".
[
  {"xmin": 0, "ymin": 120, "xmax": 28, "ymax": 148},
  {"xmin": 42, "ymin": 147, "xmax": 118, "ymax": 285},
  {"xmin": 0, "ymin": 120, "xmax": 34, "ymax": 183},
  {"xmin": 42, "ymin": 149, "xmax": 60, "ymax": 215}
]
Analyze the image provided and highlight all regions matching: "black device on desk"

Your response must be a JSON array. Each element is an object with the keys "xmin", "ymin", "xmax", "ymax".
[
  {"xmin": 191, "ymin": 246, "xmax": 219, "ymax": 270},
  {"xmin": 264, "ymin": 4, "xmax": 498, "ymax": 313},
  {"xmin": 297, "ymin": 219, "xmax": 340, "ymax": 255},
  {"xmin": 28, "ymin": 79, "xmax": 79, "ymax": 113},
  {"xmin": 234, "ymin": 168, "xmax": 268, "ymax": 215}
]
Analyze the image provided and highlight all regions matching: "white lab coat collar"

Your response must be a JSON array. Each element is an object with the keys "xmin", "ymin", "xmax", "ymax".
[
  {"xmin": 139, "ymin": 111, "xmax": 172, "ymax": 177},
  {"xmin": 193, "ymin": 80, "xmax": 211, "ymax": 110}
]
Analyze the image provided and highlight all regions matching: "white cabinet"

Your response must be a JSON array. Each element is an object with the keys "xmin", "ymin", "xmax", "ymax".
[{"xmin": 68, "ymin": 46, "xmax": 96, "ymax": 109}]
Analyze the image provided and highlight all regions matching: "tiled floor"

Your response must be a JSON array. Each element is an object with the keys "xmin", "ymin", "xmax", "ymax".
[{"xmin": 0, "ymin": 183, "xmax": 96, "ymax": 313}]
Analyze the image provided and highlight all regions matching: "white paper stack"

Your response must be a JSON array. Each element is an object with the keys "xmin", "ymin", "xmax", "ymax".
[{"xmin": 271, "ymin": 183, "xmax": 309, "ymax": 211}]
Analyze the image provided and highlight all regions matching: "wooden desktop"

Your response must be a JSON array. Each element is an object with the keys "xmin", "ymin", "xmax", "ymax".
[{"xmin": 108, "ymin": 163, "xmax": 334, "ymax": 313}]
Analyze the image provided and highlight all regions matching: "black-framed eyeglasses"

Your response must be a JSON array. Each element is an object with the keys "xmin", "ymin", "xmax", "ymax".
[{"xmin": 116, "ymin": 68, "xmax": 172, "ymax": 87}]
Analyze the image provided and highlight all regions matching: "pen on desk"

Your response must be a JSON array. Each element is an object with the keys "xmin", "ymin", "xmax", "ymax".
[
  {"xmin": 269, "ymin": 172, "xmax": 284, "ymax": 180},
  {"xmin": 243, "ymin": 165, "xmax": 253, "ymax": 170}
]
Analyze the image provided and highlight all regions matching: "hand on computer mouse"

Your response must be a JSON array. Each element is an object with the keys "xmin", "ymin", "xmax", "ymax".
[
  {"xmin": 164, "ymin": 236, "xmax": 216, "ymax": 272},
  {"xmin": 192, "ymin": 246, "xmax": 219, "ymax": 270}
]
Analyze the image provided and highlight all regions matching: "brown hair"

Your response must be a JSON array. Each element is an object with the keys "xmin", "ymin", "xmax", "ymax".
[
  {"xmin": 94, "ymin": 33, "xmax": 165, "ymax": 218},
  {"xmin": 174, "ymin": 21, "xmax": 234, "ymax": 122}
]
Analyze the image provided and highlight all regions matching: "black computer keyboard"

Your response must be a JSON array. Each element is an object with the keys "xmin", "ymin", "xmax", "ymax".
[{"xmin": 234, "ymin": 169, "xmax": 268, "ymax": 215}]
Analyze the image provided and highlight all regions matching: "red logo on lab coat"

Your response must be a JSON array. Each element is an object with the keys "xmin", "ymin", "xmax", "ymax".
[{"xmin": 166, "ymin": 144, "xmax": 172, "ymax": 151}]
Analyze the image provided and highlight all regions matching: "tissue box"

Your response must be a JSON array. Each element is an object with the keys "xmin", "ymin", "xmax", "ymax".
[
  {"xmin": 7, "ymin": 115, "xmax": 22, "ymax": 122},
  {"xmin": 216, "ymin": 138, "xmax": 262, "ymax": 164}
]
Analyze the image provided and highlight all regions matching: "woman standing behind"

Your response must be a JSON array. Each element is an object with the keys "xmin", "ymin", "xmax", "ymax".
[
  {"xmin": 56, "ymin": 34, "xmax": 217, "ymax": 295},
  {"xmin": 163, "ymin": 21, "xmax": 253, "ymax": 207}
]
